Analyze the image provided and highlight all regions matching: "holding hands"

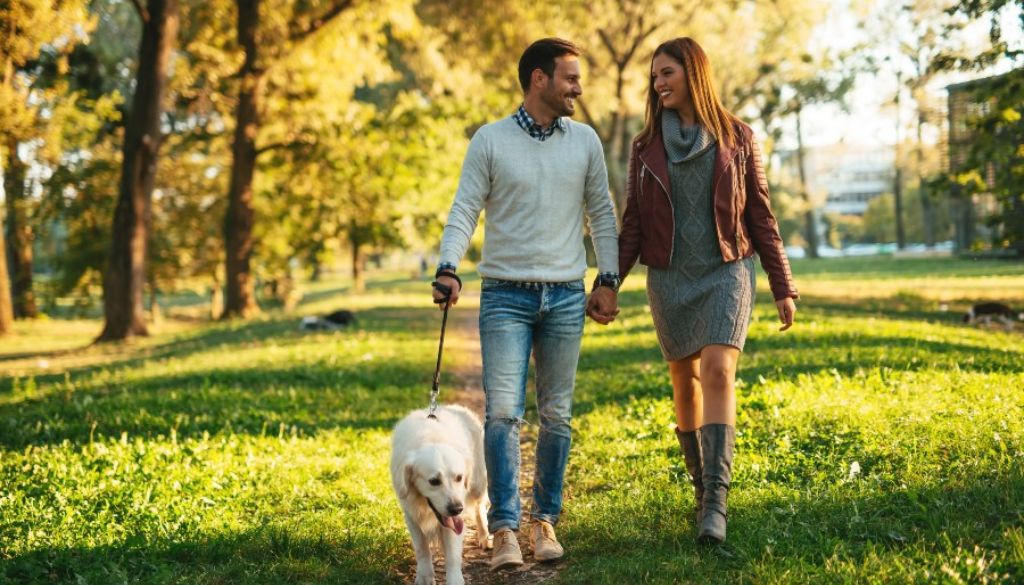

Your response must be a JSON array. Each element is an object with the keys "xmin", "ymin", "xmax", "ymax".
[{"xmin": 586, "ymin": 286, "xmax": 619, "ymax": 325}]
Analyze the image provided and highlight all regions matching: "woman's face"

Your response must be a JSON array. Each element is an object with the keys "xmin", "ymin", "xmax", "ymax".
[{"xmin": 651, "ymin": 52, "xmax": 689, "ymax": 111}]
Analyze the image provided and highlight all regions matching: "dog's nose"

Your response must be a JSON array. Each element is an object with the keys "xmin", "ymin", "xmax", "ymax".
[{"xmin": 447, "ymin": 503, "xmax": 464, "ymax": 517}]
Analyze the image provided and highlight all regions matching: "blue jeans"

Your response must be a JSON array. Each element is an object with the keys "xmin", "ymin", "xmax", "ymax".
[{"xmin": 479, "ymin": 278, "xmax": 586, "ymax": 533}]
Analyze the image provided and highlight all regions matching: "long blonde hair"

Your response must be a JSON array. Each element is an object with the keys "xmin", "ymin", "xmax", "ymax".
[{"xmin": 636, "ymin": 37, "xmax": 739, "ymax": 150}]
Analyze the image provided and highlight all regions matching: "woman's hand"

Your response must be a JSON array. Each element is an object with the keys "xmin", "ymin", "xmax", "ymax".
[{"xmin": 775, "ymin": 297, "xmax": 796, "ymax": 331}]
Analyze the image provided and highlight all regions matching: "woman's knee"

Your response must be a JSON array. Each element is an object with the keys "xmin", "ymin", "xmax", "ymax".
[{"xmin": 700, "ymin": 350, "xmax": 738, "ymax": 389}]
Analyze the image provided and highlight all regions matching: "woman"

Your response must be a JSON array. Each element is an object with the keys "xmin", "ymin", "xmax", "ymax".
[{"xmin": 617, "ymin": 37, "xmax": 798, "ymax": 544}]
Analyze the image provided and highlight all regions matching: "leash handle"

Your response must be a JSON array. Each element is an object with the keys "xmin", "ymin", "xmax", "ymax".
[
  {"xmin": 432, "ymin": 281, "xmax": 452, "ymax": 304},
  {"xmin": 428, "ymin": 281, "xmax": 452, "ymax": 418}
]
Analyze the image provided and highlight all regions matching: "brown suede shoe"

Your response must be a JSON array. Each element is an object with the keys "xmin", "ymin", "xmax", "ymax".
[
  {"xmin": 490, "ymin": 528, "xmax": 524, "ymax": 571},
  {"xmin": 531, "ymin": 520, "xmax": 565, "ymax": 562}
]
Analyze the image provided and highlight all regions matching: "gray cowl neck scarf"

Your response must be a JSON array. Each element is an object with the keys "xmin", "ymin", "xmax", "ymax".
[{"xmin": 661, "ymin": 109, "xmax": 716, "ymax": 163}]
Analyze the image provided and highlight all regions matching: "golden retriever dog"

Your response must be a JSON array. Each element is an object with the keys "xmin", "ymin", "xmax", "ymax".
[{"xmin": 391, "ymin": 405, "xmax": 489, "ymax": 585}]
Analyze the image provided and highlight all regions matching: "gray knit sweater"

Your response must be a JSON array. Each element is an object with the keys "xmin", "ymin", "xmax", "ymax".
[
  {"xmin": 438, "ymin": 117, "xmax": 618, "ymax": 282},
  {"xmin": 647, "ymin": 110, "xmax": 755, "ymax": 360}
]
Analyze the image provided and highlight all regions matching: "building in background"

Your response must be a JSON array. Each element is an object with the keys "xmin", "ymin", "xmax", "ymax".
[
  {"xmin": 777, "ymin": 144, "xmax": 895, "ymax": 217},
  {"xmin": 945, "ymin": 71, "xmax": 1019, "ymax": 254}
]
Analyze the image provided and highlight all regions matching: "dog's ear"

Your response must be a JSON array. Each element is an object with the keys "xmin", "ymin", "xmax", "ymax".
[{"xmin": 399, "ymin": 458, "xmax": 417, "ymax": 499}]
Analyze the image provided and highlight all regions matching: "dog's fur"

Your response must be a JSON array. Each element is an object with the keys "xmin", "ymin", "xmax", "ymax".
[
  {"xmin": 391, "ymin": 405, "xmax": 489, "ymax": 585},
  {"xmin": 299, "ymin": 309, "xmax": 356, "ymax": 331},
  {"xmin": 963, "ymin": 302, "xmax": 1023, "ymax": 330}
]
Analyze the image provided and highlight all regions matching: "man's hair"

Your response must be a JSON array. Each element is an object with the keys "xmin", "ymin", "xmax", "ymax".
[{"xmin": 517, "ymin": 38, "xmax": 581, "ymax": 92}]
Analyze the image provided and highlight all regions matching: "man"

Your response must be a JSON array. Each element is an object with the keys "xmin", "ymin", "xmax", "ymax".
[{"xmin": 431, "ymin": 38, "xmax": 620, "ymax": 570}]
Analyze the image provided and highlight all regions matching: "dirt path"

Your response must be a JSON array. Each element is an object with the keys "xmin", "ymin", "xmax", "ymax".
[{"xmin": 404, "ymin": 294, "xmax": 563, "ymax": 584}]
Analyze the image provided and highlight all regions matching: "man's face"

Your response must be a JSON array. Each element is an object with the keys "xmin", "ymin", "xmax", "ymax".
[{"xmin": 538, "ymin": 55, "xmax": 582, "ymax": 117}]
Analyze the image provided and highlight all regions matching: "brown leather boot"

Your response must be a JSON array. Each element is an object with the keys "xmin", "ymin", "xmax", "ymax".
[
  {"xmin": 674, "ymin": 427, "xmax": 704, "ymax": 524},
  {"xmin": 698, "ymin": 423, "xmax": 735, "ymax": 544}
]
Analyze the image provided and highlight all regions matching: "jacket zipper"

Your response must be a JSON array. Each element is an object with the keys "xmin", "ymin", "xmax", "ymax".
[
  {"xmin": 639, "ymin": 157, "xmax": 675, "ymax": 262},
  {"xmin": 735, "ymin": 148, "xmax": 745, "ymax": 256}
]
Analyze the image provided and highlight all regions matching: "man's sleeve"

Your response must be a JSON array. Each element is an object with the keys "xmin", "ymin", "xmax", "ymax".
[
  {"xmin": 438, "ymin": 131, "xmax": 490, "ymax": 269},
  {"xmin": 583, "ymin": 130, "xmax": 619, "ymax": 276}
]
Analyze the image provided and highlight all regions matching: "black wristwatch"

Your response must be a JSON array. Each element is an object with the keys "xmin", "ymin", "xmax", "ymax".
[{"xmin": 592, "ymin": 274, "xmax": 620, "ymax": 293}]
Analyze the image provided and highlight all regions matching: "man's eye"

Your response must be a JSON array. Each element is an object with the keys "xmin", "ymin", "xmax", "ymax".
[{"xmin": 429, "ymin": 478, "xmax": 442, "ymax": 486}]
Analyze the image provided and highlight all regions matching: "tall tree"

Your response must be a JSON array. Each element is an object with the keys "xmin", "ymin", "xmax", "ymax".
[
  {"xmin": 0, "ymin": 209, "xmax": 13, "ymax": 333},
  {"xmin": 221, "ymin": 0, "xmax": 353, "ymax": 319},
  {"xmin": 97, "ymin": 0, "xmax": 179, "ymax": 341},
  {"xmin": 1, "ymin": 0, "xmax": 90, "ymax": 318}
]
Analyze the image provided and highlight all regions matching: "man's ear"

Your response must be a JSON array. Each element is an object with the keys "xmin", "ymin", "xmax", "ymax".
[
  {"xmin": 399, "ymin": 458, "xmax": 417, "ymax": 499},
  {"xmin": 531, "ymin": 67, "xmax": 548, "ymax": 90}
]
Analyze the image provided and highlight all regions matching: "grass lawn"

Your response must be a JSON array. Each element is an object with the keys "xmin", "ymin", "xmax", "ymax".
[{"xmin": 1, "ymin": 256, "xmax": 1023, "ymax": 584}]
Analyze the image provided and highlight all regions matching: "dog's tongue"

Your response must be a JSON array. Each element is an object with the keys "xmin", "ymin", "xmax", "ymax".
[{"xmin": 443, "ymin": 516, "xmax": 465, "ymax": 535}]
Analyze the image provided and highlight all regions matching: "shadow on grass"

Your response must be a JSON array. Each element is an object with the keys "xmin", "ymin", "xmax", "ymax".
[
  {"xmin": 1, "ymin": 305, "xmax": 454, "ymax": 449},
  {"xmin": 2, "ymin": 523, "xmax": 404, "ymax": 585},
  {"xmin": 562, "ymin": 471, "xmax": 1024, "ymax": 584},
  {"xmin": 0, "ymin": 358, "xmax": 435, "ymax": 449}
]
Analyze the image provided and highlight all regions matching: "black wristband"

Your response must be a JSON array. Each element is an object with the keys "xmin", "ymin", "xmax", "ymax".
[
  {"xmin": 434, "ymin": 269, "xmax": 462, "ymax": 291},
  {"xmin": 592, "ymin": 275, "xmax": 620, "ymax": 293}
]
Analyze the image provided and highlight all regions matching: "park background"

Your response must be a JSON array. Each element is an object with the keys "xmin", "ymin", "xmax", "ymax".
[{"xmin": 1, "ymin": 0, "xmax": 1023, "ymax": 583}]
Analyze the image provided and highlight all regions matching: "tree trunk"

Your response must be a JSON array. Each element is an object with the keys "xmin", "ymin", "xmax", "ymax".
[
  {"xmin": 893, "ymin": 81, "xmax": 906, "ymax": 249},
  {"xmin": 894, "ymin": 167, "xmax": 906, "ymax": 249},
  {"xmin": 210, "ymin": 275, "xmax": 224, "ymax": 321},
  {"xmin": 350, "ymin": 233, "xmax": 364, "ymax": 293},
  {"xmin": 3, "ymin": 136, "xmax": 36, "ymax": 318},
  {"xmin": 98, "ymin": 0, "xmax": 179, "ymax": 342},
  {"xmin": 222, "ymin": 0, "xmax": 261, "ymax": 319},
  {"xmin": 149, "ymin": 282, "xmax": 162, "ymax": 328},
  {"xmin": 795, "ymin": 105, "xmax": 819, "ymax": 258},
  {"xmin": 917, "ymin": 113, "xmax": 935, "ymax": 247},
  {"xmin": 0, "ymin": 214, "xmax": 14, "ymax": 335}
]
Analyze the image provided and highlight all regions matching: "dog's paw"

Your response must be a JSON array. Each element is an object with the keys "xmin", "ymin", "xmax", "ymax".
[
  {"xmin": 414, "ymin": 573, "xmax": 435, "ymax": 585},
  {"xmin": 445, "ymin": 573, "xmax": 465, "ymax": 585},
  {"xmin": 479, "ymin": 533, "xmax": 493, "ymax": 551}
]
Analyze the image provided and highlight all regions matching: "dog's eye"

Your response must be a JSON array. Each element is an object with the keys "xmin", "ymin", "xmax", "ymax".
[
  {"xmin": 455, "ymin": 475, "xmax": 463, "ymax": 483},
  {"xmin": 429, "ymin": 477, "xmax": 442, "ymax": 486}
]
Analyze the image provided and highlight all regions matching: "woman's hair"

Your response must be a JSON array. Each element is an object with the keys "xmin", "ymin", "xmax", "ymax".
[{"xmin": 636, "ymin": 37, "xmax": 739, "ymax": 149}]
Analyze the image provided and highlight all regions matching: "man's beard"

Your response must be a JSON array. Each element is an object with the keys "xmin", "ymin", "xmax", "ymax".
[{"xmin": 542, "ymin": 87, "xmax": 576, "ymax": 118}]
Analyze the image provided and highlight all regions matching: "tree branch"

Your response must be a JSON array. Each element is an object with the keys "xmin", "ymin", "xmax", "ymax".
[
  {"xmin": 131, "ymin": 0, "xmax": 149, "ymax": 22},
  {"xmin": 289, "ymin": 0, "xmax": 353, "ymax": 43},
  {"xmin": 576, "ymin": 97, "xmax": 609, "ymax": 143},
  {"xmin": 255, "ymin": 135, "xmax": 316, "ymax": 157},
  {"xmin": 597, "ymin": 28, "xmax": 620, "ymax": 64}
]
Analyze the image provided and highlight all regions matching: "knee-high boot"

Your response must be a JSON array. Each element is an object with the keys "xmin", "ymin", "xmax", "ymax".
[
  {"xmin": 674, "ymin": 427, "xmax": 704, "ymax": 523},
  {"xmin": 698, "ymin": 423, "xmax": 735, "ymax": 543}
]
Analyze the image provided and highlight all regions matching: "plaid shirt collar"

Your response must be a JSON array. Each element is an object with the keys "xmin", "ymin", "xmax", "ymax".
[{"xmin": 512, "ymin": 104, "xmax": 566, "ymax": 142}]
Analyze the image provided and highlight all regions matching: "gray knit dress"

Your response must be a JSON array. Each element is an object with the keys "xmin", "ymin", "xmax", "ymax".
[{"xmin": 646, "ymin": 111, "xmax": 755, "ymax": 361}]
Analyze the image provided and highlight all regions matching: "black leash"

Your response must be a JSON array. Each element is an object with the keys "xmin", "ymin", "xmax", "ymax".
[{"xmin": 427, "ymin": 281, "xmax": 452, "ymax": 420}]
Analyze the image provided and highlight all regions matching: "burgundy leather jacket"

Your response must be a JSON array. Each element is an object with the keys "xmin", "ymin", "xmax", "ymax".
[{"xmin": 618, "ymin": 120, "xmax": 798, "ymax": 301}]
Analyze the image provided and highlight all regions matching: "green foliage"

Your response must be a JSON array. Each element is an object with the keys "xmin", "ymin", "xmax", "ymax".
[
  {"xmin": 954, "ymin": 72, "xmax": 1024, "ymax": 253},
  {"xmin": 1, "ymin": 258, "xmax": 1022, "ymax": 583}
]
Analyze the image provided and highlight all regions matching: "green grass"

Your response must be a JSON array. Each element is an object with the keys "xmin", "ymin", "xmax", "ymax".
[{"xmin": 1, "ymin": 257, "xmax": 1023, "ymax": 584}]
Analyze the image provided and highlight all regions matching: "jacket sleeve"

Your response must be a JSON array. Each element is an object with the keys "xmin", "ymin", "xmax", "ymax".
[
  {"xmin": 742, "ymin": 132, "xmax": 799, "ymax": 300},
  {"xmin": 618, "ymin": 142, "xmax": 643, "ymax": 284}
]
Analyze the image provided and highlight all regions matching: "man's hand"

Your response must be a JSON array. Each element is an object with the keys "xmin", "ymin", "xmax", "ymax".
[
  {"xmin": 775, "ymin": 297, "xmax": 796, "ymax": 331},
  {"xmin": 586, "ymin": 287, "xmax": 619, "ymax": 325},
  {"xmin": 432, "ymin": 275, "xmax": 461, "ymax": 309}
]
